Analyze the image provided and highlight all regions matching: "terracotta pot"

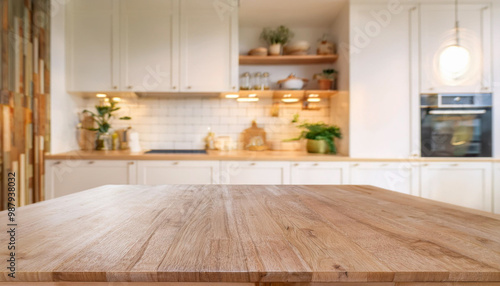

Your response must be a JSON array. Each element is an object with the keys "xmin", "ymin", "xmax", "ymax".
[
  {"xmin": 306, "ymin": 139, "xmax": 330, "ymax": 154},
  {"xmin": 318, "ymin": 79, "xmax": 333, "ymax": 90},
  {"xmin": 269, "ymin": 43, "xmax": 282, "ymax": 56}
]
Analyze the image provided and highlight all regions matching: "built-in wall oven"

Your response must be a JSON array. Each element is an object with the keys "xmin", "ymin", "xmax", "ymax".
[{"xmin": 421, "ymin": 93, "xmax": 492, "ymax": 157}]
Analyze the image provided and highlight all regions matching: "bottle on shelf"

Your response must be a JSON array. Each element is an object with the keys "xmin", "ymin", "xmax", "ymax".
[
  {"xmin": 252, "ymin": 72, "xmax": 262, "ymax": 90},
  {"xmin": 261, "ymin": 72, "xmax": 270, "ymax": 90},
  {"xmin": 239, "ymin": 72, "xmax": 250, "ymax": 90}
]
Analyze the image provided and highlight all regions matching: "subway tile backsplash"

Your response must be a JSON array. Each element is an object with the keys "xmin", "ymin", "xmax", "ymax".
[{"xmin": 80, "ymin": 97, "xmax": 331, "ymax": 150}]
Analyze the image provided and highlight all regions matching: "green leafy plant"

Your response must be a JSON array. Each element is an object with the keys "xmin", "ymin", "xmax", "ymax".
[
  {"xmin": 83, "ymin": 100, "xmax": 131, "ymax": 134},
  {"xmin": 260, "ymin": 25, "xmax": 294, "ymax": 45},
  {"xmin": 285, "ymin": 115, "xmax": 341, "ymax": 154},
  {"xmin": 314, "ymin": 68, "xmax": 337, "ymax": 80}
]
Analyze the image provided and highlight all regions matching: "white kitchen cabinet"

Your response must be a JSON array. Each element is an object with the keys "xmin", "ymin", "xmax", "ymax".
[
  {"xmin": 179, "ymin": 0, "xmax": 238, "ymax": 92},
  {"xmin": 137, "ymin": 161, "xmax": 220, "ymax": 185},
  {"xmin": 290, "ymin": 162, "xmax": 349, "ymax": 185},
  {"xmin": 220, "ymin": 161, "xmax": 290, "ymax": 185},
  {"xmin": 45, "ymin": 160, "xmax": 137, "ymax": 199},
  {"xmin": 67, "ymin": 0, "xmax": 237, "ymax": 93},
  {"xmin": 420, "ymin": 4, "xmax": 492, "ymax": 93},
  {"xmin": 420, "ymin": 162, "xmax": 492, "ymax": 212},
  {"xmin": 493, "ymin": 163, "xmax": 500, "ymax": 214},
  {"xmin": 349, "ymin": 162, "xmax": 418, "ymax": 195},
  {"xmin": 119, "ymin": 0, "xmax": 179, "ymax": 93},
  {"xmin": 66, "ymin": 0, "xmax": 119, "ymax": 92},
  {"xmin": 349, "ymin": 4, "xmax": 415, "ymax": 158}
]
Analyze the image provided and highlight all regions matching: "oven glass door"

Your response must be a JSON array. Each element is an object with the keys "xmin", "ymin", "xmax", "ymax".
[{"xmin": 421, "ymin": 108, "xmax": 492, "ymax": 157}]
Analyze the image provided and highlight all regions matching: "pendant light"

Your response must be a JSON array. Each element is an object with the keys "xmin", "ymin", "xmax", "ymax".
[{"xmin": 438, "ymin": 0, "xmax": 471, "ymax": 80}]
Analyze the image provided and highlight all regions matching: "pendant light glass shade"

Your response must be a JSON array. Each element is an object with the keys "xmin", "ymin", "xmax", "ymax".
[
  {"xmin": 439, "ymin": 44, "xmax": 471, "ymax": 80},
  {"xmin": 438, "ymin": 0, "xmax": 471, "ymax": 81}
]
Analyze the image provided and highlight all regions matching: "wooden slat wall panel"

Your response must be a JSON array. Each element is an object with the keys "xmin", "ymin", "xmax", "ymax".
[{"xmin": 0, "ymin": 0, "xmax": 49, "ymax": 210}]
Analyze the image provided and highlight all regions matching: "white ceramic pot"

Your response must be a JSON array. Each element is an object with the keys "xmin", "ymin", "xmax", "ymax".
[
  {"xmin": 269, "ymin": 43, "xmax": 282, "ymax": 56},
  {"xmin": 278, "ymin": 74, "xmax": 309, "ymax": 90}
]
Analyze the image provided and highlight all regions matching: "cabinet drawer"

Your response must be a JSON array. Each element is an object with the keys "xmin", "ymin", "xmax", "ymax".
[
  {"xmin": 291, "ymin": 162, "xmax": 349, "ymax": 185},
  {"xmin": 45, "ymin": 160, "xmax": 137, "ymax": 199},
  {"xmin": 137, "ymin": 161, "xmax": 220, "ymax": 185},
  {"xmin": 220, "ymin": 161, "xmax": 290, "ymax": 185},
  {"xmin": 350, "ymin": 162, "xmax": 417, "ymax": 195}
]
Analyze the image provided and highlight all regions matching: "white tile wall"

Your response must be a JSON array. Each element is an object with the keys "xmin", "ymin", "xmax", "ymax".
[{"xmin": 80, "ymin": 97, "xmax": 331, "ymax": 150}]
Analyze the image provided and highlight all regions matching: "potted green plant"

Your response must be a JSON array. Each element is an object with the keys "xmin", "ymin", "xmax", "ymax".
[
  {"xmin": 83, "ymin": 99, "xmax": 131, "ymax": 150},
  {"xmin": 314, "ymin": 69, "xmax": 337, "ymax": 90},
  {"xmin": 285, "ymin": 116, "xmax": 341, "ymax": 154},
  {"xmin": 260, "ymin": 25, "xmax": 294, "ymax": 56}
]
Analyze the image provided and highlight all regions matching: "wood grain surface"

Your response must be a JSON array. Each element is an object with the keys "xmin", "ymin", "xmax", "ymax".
[{"xmin": 0, "ymin": 185, "xmax": 499, "ymax": 284}]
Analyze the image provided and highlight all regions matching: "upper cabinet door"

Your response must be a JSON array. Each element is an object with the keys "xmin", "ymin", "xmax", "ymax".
[
  {"xmin": 67, "ymin": 0, "xmax": 119, "ymax": 92},
  {"xmin": 420, "ymin": 4, "xmax": 492, "ymax": 93},
  {"xmin": 120, "ymin": 0, "xmax": 179, "ymax": 93},
  {"xmin": 179, "ymin": 0, "xmax": 238, "ymax": 92}
]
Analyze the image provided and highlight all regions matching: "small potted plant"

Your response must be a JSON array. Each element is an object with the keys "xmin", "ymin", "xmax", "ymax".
[
  {"xmin": 260, "ymin": 25, "xmax": 294, "ymax": 56},
  {"xmin": 83, "ymin": 99, "xmax": 131, "ymax": 150},
  {"xmin": 285, "ymin": 116, "xmax": 341, "ymax": 154},
  {"xmin": 314, "ymin": 69, "xmax": 337, "ymax": 90}
]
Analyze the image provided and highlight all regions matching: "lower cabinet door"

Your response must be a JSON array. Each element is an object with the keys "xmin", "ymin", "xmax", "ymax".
[
  {"xmin": 290, "ymin": 162, "xmax": 349, "ymax": 185},
  {"xmin": 420, "ymin": 162, "xmax": 493, "ymax": 212},
  {"xmin": 220, "ymin": 161, "xmax": 290, "ymax": 185},
  {"xmin": 495, "ymin": 163, "xmax": 500, "ymax": 214},
  {"xmin": 45, "ymin": 160, "xmax": 137, "ymax": 199},
  {"xmin": 137, "ymin": 160, "xmax": 220, "ymax": 185},
  {"xmin": 349, "ymin": 162, "xmax": 417, "ymax": 195}
]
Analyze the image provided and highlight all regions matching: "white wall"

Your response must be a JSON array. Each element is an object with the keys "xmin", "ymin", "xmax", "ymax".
[
  {"xmin": 330, "ymin": 1, "xmax": 350, "ymax": 156},
  {"xmin": 50, "ymin": 0, "xmax": 83, "ymax": 153}
]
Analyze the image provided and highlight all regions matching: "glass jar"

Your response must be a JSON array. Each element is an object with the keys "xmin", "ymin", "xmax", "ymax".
[
  {"xmin": 96, "ymin": 132, "xmax": 112, "ymax": 151},
  {"xmin": 239, "ymin": 72, "xmax": 250, "ymax": 90},
  {"xmin": 252, "ymin": 72, "xmax": 262, "ymax": 90},
  {"xmin": 261, "ymin": 72, "xmax": 270, "ymax": 90}
]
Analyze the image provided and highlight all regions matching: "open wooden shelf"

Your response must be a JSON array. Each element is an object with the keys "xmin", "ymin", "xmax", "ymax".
[{"xmin": 239, "ymin": 54, "xmax": 338, "ymax": 65}]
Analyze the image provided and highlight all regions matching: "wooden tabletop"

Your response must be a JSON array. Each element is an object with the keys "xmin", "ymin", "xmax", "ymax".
[{"xmin": 1, "ymin": 185, "xmax": 500, "ymax": 285}]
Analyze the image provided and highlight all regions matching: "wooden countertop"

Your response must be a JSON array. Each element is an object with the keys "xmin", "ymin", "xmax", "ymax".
[
  {"xmin": 44, "ymin": 150, "xmax": 500, "ymax": 162},
  {"xmin": 2, "ymin": 185, "xmax": 499, "ymax": 284}
]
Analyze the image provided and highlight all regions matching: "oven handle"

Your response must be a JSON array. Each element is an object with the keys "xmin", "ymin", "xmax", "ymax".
[{"xmin": 428, "ymin": 109, "xmax": 487, "ymax": 115}]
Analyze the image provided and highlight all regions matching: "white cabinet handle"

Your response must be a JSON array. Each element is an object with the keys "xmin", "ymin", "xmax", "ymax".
[
  {"xmin": 422, "ymin": 164, "xmax": 429, "ymax": 167},
  {"xmin": 53, "ymin": 161, "xmax": 61, "ymax": 166},
  {"xmin": 173, "ymin": 162, "xmax": 179, "ymax": 165},
  {"xmin": 187, "ymin": 86, "xmax": 192, "ymax": 89},
  {"xmin": 294, "ymin": 163, "xmax": 299, "ymax": 167},
  {"xmin": 352, "ymin": 163, "xmax": 359, "ymax": 167},
  {"xmin": 128, "ymin": 162, "xmax": 135, "ymax": 165},
  {"xmin": 381, "ymin": 163, "xmax": 389, "ymax": 167},
  {"xmin": 172, "ymin": 86, "xmax": 177, "ymax": 90},
  {"xmin": 127, "ymin": 85, "xmax": 133, "ymax": 89},
  {"xmin": 250, "ymin": 163, "xmax": 256, "ymax": 166},
  {"xmin": 88, "ymin": 161, "xmax": 95, "ymax": 165},
  {"xmin": 450, "ymin": 163, "xmax": 459, "ymax": 167},
  {"xmin": 113, "ymin": 86, "xmax": 118, "ymax": 90},
  {"xmin": 313, "ymin": 163, "xmax": 319, "ymax": 166}
]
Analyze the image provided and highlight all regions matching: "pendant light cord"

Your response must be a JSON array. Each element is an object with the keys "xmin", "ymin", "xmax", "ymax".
[{"xmin": 455, "ymin": 0, "xmax": 460, "ymax": 46}]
